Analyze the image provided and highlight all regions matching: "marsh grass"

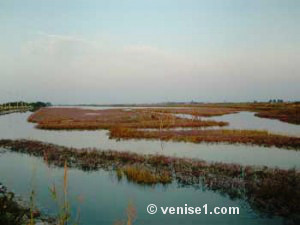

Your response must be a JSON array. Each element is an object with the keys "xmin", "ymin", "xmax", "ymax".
[
  {"xmin": 0, "ymin": 139, "xmax": 299, "ymax": 221},
  {"xmin": 28, "ymin": 107, "xmax": 228, "ymax": 130},
  {"xmin": 48, "ymin": 161, "xmax": 81, "ymax": 225},
  {"xmin": 121, "ymin": 166, "xmax": 171, "ymax": 184},
  {"xmin": 255, "ymin": 105, "xmax": 300, "ymax": 124},
  {"xmin": 215, "ymin": 102, "xmax": 300, "ymax": 125},
  {"xmin": 28, "ymin": 164, "xmax": 37, "ymax": 225},
  {"xmin": 136, "ymin": 107, "xmax": 238, "ymax": 117},
  {"xmin": 109, "ymin": 128, "xmax": 300, "ymax": 150}
]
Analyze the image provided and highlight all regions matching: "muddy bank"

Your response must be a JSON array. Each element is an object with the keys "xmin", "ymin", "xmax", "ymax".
[{"xmin": 0, "ymin": 139, "xmax": 299, "ymax": 222}]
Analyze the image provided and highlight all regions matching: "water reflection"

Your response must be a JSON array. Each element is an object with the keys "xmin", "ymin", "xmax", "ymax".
[{"xmin": 0, "ymin": 151, "xmax": 284, "ymax": 225}]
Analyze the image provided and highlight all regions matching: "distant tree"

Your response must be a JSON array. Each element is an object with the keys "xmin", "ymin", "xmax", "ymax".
[{"xmin": 277, "ymin": 99, "xmax": 284, "ymax": 103}]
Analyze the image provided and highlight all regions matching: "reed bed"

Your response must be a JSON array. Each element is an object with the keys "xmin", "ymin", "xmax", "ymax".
[
  {"xmin": 136, "ymin": 102, "xmax": 300, "ymax": 125},
  {"xmin": 255, "ymin": 106, "xmax": 300, "ymax": 124},
  {"xmin": 135, "ymin": 107, "xmax": 238, "ymax": 117},
  {"xmin": 218, "ymin": 102, "xmax": 300, "ymax": 125},
  {"xmin": 0, "ymin": 139, "xmax": 299, "ymax": 221},
  {"xmin": 121, "ymin": 166, "xmax": 172, "ymax": 184},
  {"xmin": 28, "ymin": 108, "xmax": 228, "ymax": 130},
  {"xmin": 109, "ymin": 128, "xmax": 300, "ymax": 150}
]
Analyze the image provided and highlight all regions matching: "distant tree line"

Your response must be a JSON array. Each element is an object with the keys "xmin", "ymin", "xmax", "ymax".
[
  {"xmin": 268, "ymin": 99, "xmax": 284, "ymax": 103},
  {"xmin": 0, "ymin": 101, "xmax": 52, "ymax": 112}
]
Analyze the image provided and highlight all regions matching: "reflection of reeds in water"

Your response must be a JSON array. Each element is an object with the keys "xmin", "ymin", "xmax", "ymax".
[
  {"xmin": 1, "ymin": 139, "xmax": 299, "ymax": 222},
  {"xmin": 28, "ymin": 158, "xmax": 135, "ymax": 225},
  {"xmin": 114, "ymin": 201, "xmax": 137, "ymax": 225},
  {"xmin": 28, "ymin": 165, "xmax": 37, "ymax": 225},
  {"xmin": 47, "ymin": 160, "xmax": 79, "ymax": 225}
]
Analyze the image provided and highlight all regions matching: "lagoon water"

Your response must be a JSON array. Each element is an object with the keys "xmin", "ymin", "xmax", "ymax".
[
  {"xmin": 0, "ymin": 109, "xmax": 299, "ymax": 224},
  {"xmin": 0, "ymin": 151, "xmax": 284, "ymax": 225},
  {"xmin": 0, "ymin": 110, "xmax": 299, "ymax": 169},
  {"xmin": 176, "ymin": 111, "xmax": 300, "ymax": 137},
  {"xmin": 205, "ymin": 111, "xmax": 300, "ymax": 137}
]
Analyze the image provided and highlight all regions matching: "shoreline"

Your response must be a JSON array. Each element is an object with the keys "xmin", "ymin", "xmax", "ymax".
[
  {"xmin": 0, "ymin": 109, "xmax": 30, "ymax": 116},
  {"xmin": 0, "ymin": 182, "xmax": 54, "ymax": 225},
  {"xmin": 27, "ymin": 107, "xmax": 300, "ymax": 150},
  {"xmin": 0, "ymin": 138, "xmax": 299, "ymax": 222}
]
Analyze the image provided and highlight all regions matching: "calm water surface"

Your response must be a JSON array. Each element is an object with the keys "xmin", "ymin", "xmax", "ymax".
[
  {"xmin": 208, "ymin": 111, "xmax": 300, "ymax": 137},
  {"xmin": 0, "ymin": 151, "xmax": 284, "ymax": 225}
]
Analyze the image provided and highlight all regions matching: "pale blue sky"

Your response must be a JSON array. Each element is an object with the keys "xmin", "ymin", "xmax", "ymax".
[{"xmin": 0, "ymin": 0, "xmax": 299, "ymax": 104}]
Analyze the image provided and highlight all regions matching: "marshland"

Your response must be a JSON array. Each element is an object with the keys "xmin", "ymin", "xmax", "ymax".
[
  {"xmin": 0, "ymin": 102, "xmax": 299, "ymax": 224},
  {"xmin": 1, "ymin": 1, "xmax": 300, "ymax": 224}
]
